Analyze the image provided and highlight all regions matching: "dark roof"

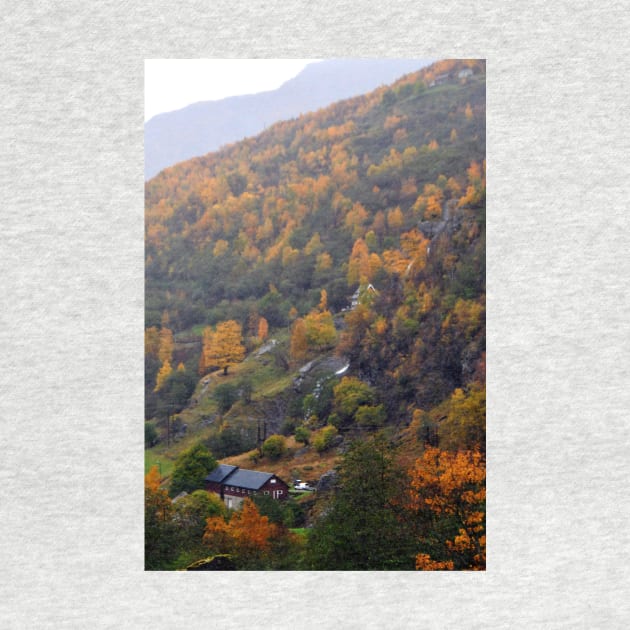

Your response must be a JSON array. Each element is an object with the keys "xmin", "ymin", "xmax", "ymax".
[
  {"xmin": 205, "ymin": 464, "xmax": 238, "ymax": 483},
  {"xmin": 226, "ymin": 469, "xmax": 274, "ymax": 490}
]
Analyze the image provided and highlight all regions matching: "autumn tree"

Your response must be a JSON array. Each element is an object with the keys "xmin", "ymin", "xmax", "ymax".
[
  {"xmin": 152, "ymin": 326, "xmax": 175, "ymax": 393},
  {"xmin": 290, "ymin": 318, "xmax": 308, "ymax": 363},
  {"xmin": 336, "ymin": 302, "xmax": 377, "ymax": 374},
  {"xmin": 145, "ymin": 465, "xmax": 176, "ymax": 569},
  {"xmin": 458, "ymin": 160, "xmax": 485, "ymax": 208},
  {"xmin": 202, "ymin": 320, "xmax": 246, "ymax": 375},
  {"xmin": 387, "ymin": 206, "xmax": 404, "ymax": 232},
  {"xmin": 203, "ymin": 498, "xmax": 280, "ymax": 569},
  {"xmin": 158, "ymin": 327, "xmax": 174, "ymax": 365},
  {"xmin": 154, "ymin": 359, "xmax": 173, "ymax": 392},
  {"xmin": 347, "ymin": 238, "xmax": 370, "ymax": 286},
  {"xmin": 145, "ymin": 464, "xmax": 161, "ymax": 492},
  {"xmin": 304, "ymin": 309, "xmax": 336, "ymax": 352},
  {"xmin": 425, "ymin": 195, "xmax": 442, "ymax": 220},
  {"xmin": 257, "ymin": 316, "xmax": 269, "ymax": 342},
  {"xmin": 405, "ymin": 447, "xmax": 485, "ymax": 570}
]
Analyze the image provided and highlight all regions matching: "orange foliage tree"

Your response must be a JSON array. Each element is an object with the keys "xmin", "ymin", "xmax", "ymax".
[
  {"xmin": 290, "ymin": 318, "xmax": 308, "ymax": 363},
  {"xmin": 145, "ymin": 465, "xmax": 174, "ymax": 569},
  {"xmin": 202, "ymin": 499, "xmax": 278, "ymax": 567},
  {"xmin": 257, "ymin": 316, "xmax": 269, "ymax": 342},
  {"xmin": 405, "ymin": 447, "xmax": 485, "ymax": 570}
]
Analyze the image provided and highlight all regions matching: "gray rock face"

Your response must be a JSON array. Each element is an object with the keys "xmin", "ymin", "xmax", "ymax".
[
  {"xmin": 418, "ymin": 199, "xmax": 460, "ymax": 242},
  {"xmin": 329, "ymin": 435, "xmax": 344, "ymax": 450},
  {"xmin": 316, "ymin": 469, "xmax": 338, "ymax": 493}
]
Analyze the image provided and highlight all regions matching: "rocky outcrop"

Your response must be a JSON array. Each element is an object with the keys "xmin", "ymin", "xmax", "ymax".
[
  {"xmin": 418, "ymin": 199, "xmax": 460, "ymax": 246},
  {"xmin": 316, "ymin": 469, "xmax": 338, "ymax": 493},
  {"xmin": 185, "ymin": 554, "xmax": 236, "ymax": 571}
]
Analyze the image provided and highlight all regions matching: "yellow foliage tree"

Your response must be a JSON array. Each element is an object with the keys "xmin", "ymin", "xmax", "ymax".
[
  {"xmin": 387, "ymin": 206, "xmax": 404, "ymax": 232},
  {"xmin": 202, "ymin": 320, "xmax": 246, "ymax": 375},
  {"xmin": 347, "ymin": 238, "xmax": 370, "ymax": 286},
  {"xmin": 154, "ymin": 359, "xmax": 172, "ymax": 392},
  {"xmin": 158, "ymin": 327, "xmax": 174, "ymax": 365},
  {"xmin": 458, "ymin": 160, "xmax": 485, "ymax": 207},
  {"xmin": 315, "ymin": 252, "xmax": 333, "ymax": 274},
  {"xmin": 213, "ymin": 239, "xmax": 229, "ymax": 257},
  {"xmin": 368, "ymin": 252, "xmax": 383, "ymax": 279},
  {"xmin": 438, "ymin": 386, "xmax": 486, "ymax": 452},
  {"xmin": 318, "ymin": 289, "xmax": 328, "ymax": 312},
  {"xmin": 304, "ymin": 310, "xmax": 336, "ymax": 352}
]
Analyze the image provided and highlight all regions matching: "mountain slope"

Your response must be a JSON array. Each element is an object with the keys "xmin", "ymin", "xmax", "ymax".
[
  {"xmin": 146, "ymin": 59, "xmax": 485, "ymax": 430},
  {"xmin": 144, "ymin": 58, "xmax": 433, "ymax": 179}
]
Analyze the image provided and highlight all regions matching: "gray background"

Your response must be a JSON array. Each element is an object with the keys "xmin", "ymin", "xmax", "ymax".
[{"xmin": 2, "ymin": 1, "xmax": 629, "ymax": 628}]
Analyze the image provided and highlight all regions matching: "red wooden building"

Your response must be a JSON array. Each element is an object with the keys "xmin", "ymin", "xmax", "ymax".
[{"xmin": 204, "ymin": 464, "xmax": 289, "ymax": 510}]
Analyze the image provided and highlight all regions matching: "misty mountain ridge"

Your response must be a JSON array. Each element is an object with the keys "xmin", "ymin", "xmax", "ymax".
[{"xmin": 145, "ymin": 58, "xmax": 433, "ymax": 180}]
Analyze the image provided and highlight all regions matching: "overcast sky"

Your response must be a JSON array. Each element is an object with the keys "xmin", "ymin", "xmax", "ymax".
[{"xmin": 144, "ymin": 59, "xmax": 321, "ymax": 122}]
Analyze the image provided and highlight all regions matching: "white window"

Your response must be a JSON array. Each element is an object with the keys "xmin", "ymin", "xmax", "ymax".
[{"xmin": 271, "ymin": 478, "xmax": 277, "ymax": 484}]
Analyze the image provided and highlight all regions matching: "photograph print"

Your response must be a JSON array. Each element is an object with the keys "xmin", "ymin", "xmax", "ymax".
[{"xmin": 144, "ymin": 58, "xmax": 486, "ymax": 571}]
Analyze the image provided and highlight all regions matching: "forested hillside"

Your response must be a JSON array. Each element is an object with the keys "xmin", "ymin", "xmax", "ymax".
[{"xmin": 145, "ymin": 59, "xmax": 485, "ymax": 571}]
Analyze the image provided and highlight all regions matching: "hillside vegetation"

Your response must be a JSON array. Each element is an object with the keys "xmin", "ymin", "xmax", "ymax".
[{"xmin": 145, "ymin": 59, "xmax": 486, "ymax": 571}]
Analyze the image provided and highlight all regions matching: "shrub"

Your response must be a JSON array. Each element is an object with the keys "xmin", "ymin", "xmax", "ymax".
[
  {"xmin": 355, "ymin": 404, "xmax": 386, "ymax": 427},
  {"xmin": 212, "ymin": 382, "xmax": 239, "ymax": 413},
  {"xmin": 262, "ymin": 434, "xmax": 287, "ymax": 460},
  {"xmin": 294, "ymin": 425, "xmax": 310, "ymax": 445},
  {"xmin": 145, "ymin": 422, "xmax": 158, "ymax": 448},
  {"xmin": 312, "ymin": 425, "xmax": 338, "ymax": 453}
]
